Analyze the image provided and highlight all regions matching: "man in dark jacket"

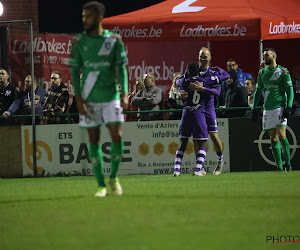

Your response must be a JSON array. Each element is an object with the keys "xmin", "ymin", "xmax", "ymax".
[
  {"xmin": 0, "ymin": 68, "xmax": 19, "ymax": 125},
  {"xmin": 224, "ymin": 69, "xmax": 248, "ymax": 117},
  {"xmin": 2, "ymin": 75, "xmax": 46, "ymax": 124},
  {"xmin": 42, "ymin": 71, "xmax": 69, "ymax": 124},
  {"xmin": 131, "ymin": 73, "xmax": 164, "ymax": 121}
]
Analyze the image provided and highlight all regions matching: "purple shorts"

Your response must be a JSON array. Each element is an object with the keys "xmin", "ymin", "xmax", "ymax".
[
  {"xmin": 204, "ymin": 105, "xmax": 218, "ymax": 133},
  {"xmin": 179, "ymin": 107, "xmax": 208, "ymax": 140}
]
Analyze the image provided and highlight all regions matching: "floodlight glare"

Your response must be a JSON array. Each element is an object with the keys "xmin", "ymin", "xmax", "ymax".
[{"xmin": 0, "ymin": 2, "xmax": 3, "ymax": 16}]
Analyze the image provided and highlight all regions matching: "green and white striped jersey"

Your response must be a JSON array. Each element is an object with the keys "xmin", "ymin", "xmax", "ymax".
[
  {"xmin": 256, "ymin": 65, "xmax": 293, "ymax": 110},
  {"xmin": 69, "ymin": 30, "xmax": 128, "ymax": 103}
]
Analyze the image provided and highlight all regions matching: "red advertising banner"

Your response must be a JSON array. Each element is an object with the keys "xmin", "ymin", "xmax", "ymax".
[
  {"xmin": 9, "ymin": 34, "xmax": 74, "ymax": 97},
  {"xmin": 9, "ymin": 34, "xmax": 207, "ymax": 96},
  {"xmin": 125, "ymin": 41, "xmax": 207, "ymax": 92},
  {"xmin": 261, "ymin": 18, "xmax": 300, "ymax": 40}
]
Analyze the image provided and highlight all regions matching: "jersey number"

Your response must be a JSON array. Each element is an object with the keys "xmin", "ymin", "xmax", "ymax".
[{"xmin": 192, "ymin": 91, "xmax": 201, "ymax": 104}]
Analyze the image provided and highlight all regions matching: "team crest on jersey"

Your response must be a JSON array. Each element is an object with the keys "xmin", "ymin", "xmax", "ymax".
[
  {"xmin": 98, "ymin": 36, "xmax": 116, "ymax": 56},
  {"xmin": 5, "ymin": 90, "xmax": 11, "ymax": 96},
  {"xmin": 104, "ymin": 42, "xmax": 111, "ymax": 50}
]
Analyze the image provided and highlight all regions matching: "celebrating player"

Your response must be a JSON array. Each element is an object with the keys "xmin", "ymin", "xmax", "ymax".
[
  {"xmin": 69, "ymin": 1, "xmax": 129, "ymax": 197},
  {"xmin": 192, "ymin": 47, "xmax": 229, "ymax": 175},
  {"xmin": 252, "ymin": 48, "xmax": 294, "ymax": 171},
  {"xmin": 173, "ymin": 62, "xmax": 208, "ymax": 176}
]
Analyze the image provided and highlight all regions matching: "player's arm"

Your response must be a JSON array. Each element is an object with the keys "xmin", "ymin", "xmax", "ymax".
[
  {"xmin": 69, "ymin": 37, "xmax": 86, "ymax": 115},
  {"xmin": 282, "ymin": 68, "xmax": 294, "ymax": 108},
  {"xmin": 282, "ymin": 68, "xmax": 294, "ymax": 118},
  {"xmin": 213, "ymin": 66, "xmax": 230, "ymax": 82},
  {"xmin": 252, "ymin": 71, "xmax": 263, "ymax": 110},
  {"xmin": 117, "ymin": 62, "xmax": 129, "ymax": 111},
  {"xmin": 114, "ymin": 35, "xmax": 129, "ymax": 110},
  {"xmin": 203, "ymin": 85, "xmax": 221, "ymax": 97}
]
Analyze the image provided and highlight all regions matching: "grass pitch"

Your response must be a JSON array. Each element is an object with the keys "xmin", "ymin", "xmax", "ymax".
[{"xmin": 1, "ymin": 171, "xmax": 300, "ymax": 250}]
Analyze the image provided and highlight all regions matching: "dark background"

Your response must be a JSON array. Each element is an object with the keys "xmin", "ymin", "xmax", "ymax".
[{"xmin": 38, "ymin": 0, "xmax": 165, "ymax": 34}]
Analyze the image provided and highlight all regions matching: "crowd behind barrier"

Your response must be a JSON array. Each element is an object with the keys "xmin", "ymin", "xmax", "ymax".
[{"xmin": 1, "ymin": 57, "xmax": 300, "ymax": 125}]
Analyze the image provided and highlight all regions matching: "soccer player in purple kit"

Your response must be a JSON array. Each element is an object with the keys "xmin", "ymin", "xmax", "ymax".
[
  {"xmin": 173, "ymin": 47, "xmax": 229, "ymax": 176},
  {"xmin": 194, "ymin": 47, "xmax": 230, "ymax": 175},
  {"xmin": 173, "ymin": 62, "xmax": 208, "ymax": 176}
]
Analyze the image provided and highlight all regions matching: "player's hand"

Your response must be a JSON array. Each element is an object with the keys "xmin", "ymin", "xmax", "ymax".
[
  {"xmin": 179, "ymin": 90, "xmax": 188, "ymax": 99},
  {"xmin": 189, "ymin": 81, "xmax": 205, "ymax": 91},
  {"xmin": 75, "ymin": 95, "xmax": 87, "ymax": 116},
  {"xmin": 2, "ymin": 111, "xmax": 11, "ymax": 119},
  {"xmin": 282, "ymin": 107, "xmax": 292, "ymax": 119},
  {"xmin": 120, "ymin": 93, "xmax": 129, "ymax": 111},
  {"xmin": 251, "ymin": 109, "xmax": 260, "ymax": 121}
]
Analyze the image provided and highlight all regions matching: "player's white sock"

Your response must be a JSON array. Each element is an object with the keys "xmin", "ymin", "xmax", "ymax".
[
  {"xmin": 174, "ymin": 149, "xmax": 184, "ymax": 173},
  {"xmin": 217, "ymin": 151, "xmax": 223, "ymax": 164},
  {"xmin": 195, "ymin": 148, "xmax": 206, "ymax": 172}
]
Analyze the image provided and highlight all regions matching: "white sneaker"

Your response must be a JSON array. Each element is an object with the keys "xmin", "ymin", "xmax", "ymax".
[
  {"xmin": 95, "ymin": 187, "xmax": 107, "ymax": 197},
  {"xmin": 213, "ymin": 161, "xmax": 223, "ymax": 176},
  {"xmin": 109, "ymin": 178, "xmax": 123, "ymax": 195},
  {"xmin": 193, "ymin": 169, "xmax": 207, "ymax": 176},
  {"xmin": 173, "ymin": 172, "xmax": 180, "ymax": 177}
]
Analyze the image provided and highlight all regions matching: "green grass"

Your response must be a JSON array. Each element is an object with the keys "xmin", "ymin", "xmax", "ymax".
[{"xmin": 1, "ymin": 172, "xmax": 300, "ymax": 250}]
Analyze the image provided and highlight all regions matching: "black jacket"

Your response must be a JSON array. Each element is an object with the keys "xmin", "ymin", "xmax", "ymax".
[
  {"xmin": 225, "ymin": 81, "xmax": 248, "ymax": 117},
  {"xmin": 0, "ymin": 82, "xmax": 19, "ymax": 115}
]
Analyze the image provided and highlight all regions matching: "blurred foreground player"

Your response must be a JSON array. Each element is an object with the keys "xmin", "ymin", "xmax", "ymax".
[{"xmin": 69, "ymin": 1, "xmax": 129, "ymax": 197}]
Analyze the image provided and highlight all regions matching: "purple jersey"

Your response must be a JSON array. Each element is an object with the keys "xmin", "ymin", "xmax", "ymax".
[
  {"xmin": 199, "ymin": 66, "xmax": 229, "ymax": 107},
  {"xmin": 177, "ymin": 66, "xmax": 229, "ymax": 137},
  {"xmin": 176, "ymin": 75, "xmax": 205, "ymax": 108},
  {"xmin": 176, "ymin": 66, "xmax": 229, "ymax": 108}
]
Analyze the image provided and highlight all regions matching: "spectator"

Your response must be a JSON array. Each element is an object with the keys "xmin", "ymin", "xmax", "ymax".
[
  {"xmin": 163, "ymin": 72, "xmax": 181, "ymax": 120},
  {"xmin": 131, "ymin": 73, "xmax": 163, "ymax": 121},
  {"xmin": 226, "ymin": 58, "xmax": 253, "ymax": 86},
  {"xmin": 42, "ymin": 71, "xmax": 69, "ymax": 124},
  {"xmin": 164, "ymin": 74, "xmax": 183, "ymax": 120},
  {"xmin": 2, "ymin": 75, "xmax": 46, "ymax": 124},
  {"xmin": 245, "ymin": 78, "xmax": 257, "ymax": 107},
  {"xmin": 244, "ymin": 78, "xmax": 264, "ymax": 117},
  {"xmin": 224, "ymin": 69, "xmax": 248, "ymax": 117},
  {"xmin": 0, "ymin": 68, "xmax": 19, "ymax": 125},
  {"xmin": 164, "ymin": 72, "xmax": 181, "ymax": 102},
  {"xmin": 291, "ymin": 66, "xmax": 300, "ymax": 115},
  {"xmin": 126, "ymin": 79, "xmax": 144, "ymax": 121},
  {"xmin": 220, "ymin": 59, "xmax": 253, "ymax": 106}
]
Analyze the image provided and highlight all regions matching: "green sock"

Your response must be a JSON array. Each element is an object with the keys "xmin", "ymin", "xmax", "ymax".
[
  {"xmin": 110, "ymin": 141, "xmax": 124, "ymax": 178},
  {"xmin": 280, "ymin": 138, "xmax": 291, "ymax": 166},
  {"xmin": 89, "ymin": 143, "xmax": 105, "ymax": 187},
  {"xmin": 271, "ymin": 141, "xmax": 283, "ymax": 170}
]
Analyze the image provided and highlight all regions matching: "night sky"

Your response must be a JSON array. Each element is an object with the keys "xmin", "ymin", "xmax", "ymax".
[{"xmin": 38, "ymin": 0, "xmax": 165, "ymax": 34}]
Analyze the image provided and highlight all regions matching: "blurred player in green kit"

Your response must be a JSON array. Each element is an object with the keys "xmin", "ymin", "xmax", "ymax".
[
  {"xmin": 69, "ymin": 1, "xmax": 129, "ymax": 197},
  {"xmin": 252, "ymin": 48, "xmax": 294, "ymax": 171}
]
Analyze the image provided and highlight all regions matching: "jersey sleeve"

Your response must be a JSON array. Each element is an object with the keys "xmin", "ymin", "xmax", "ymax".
[
  {"xmin": 113, "ymin": 34, "xmax": 128, "ymax": 94},
  {"xmin": 214, "ymin": 66, "xmax": 230, "ymax": 82},
  {"xmin": 113, "ymin": 34, "xmax": 128, "ymax": 64},
  {"xmin": 282, "ymin": 68, "xmax": 294, "ymax": 108}
]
